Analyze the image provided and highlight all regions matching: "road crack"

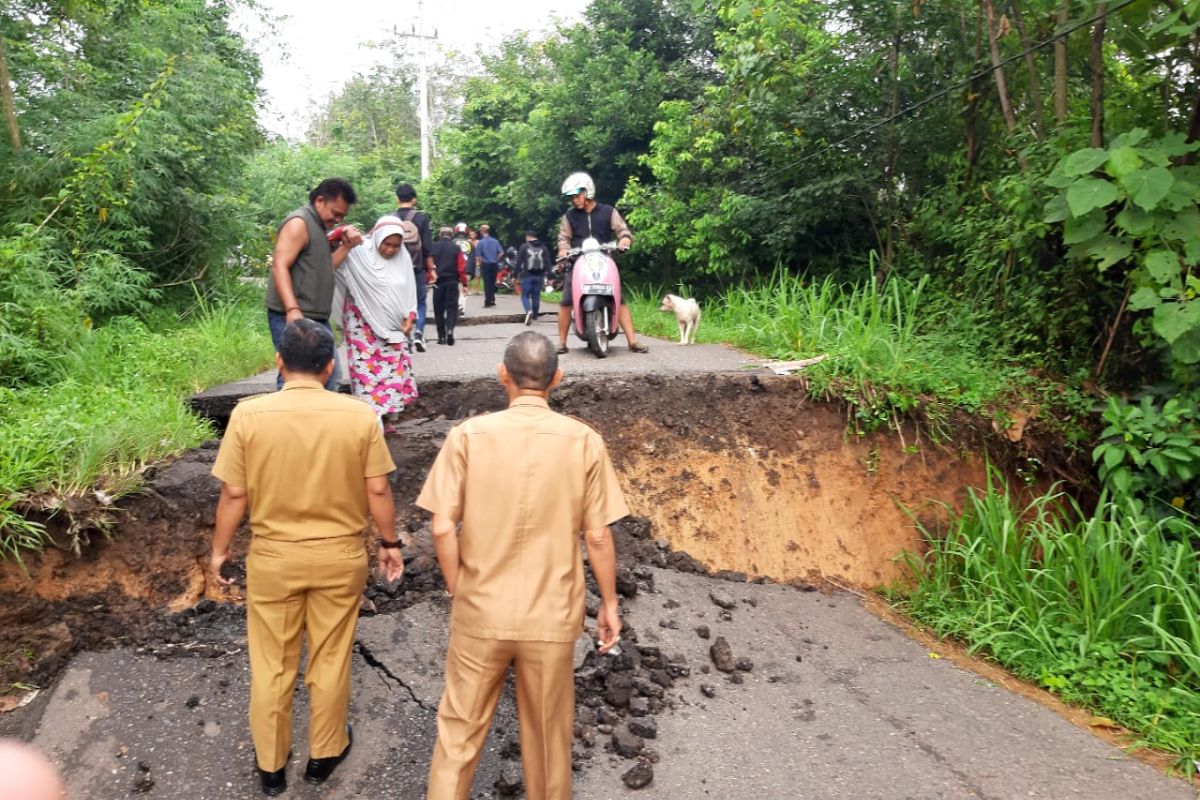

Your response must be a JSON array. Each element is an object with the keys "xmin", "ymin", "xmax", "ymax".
[{"xmin": 355, "ymin": 640, "xmax": 436, "ymax": 712}]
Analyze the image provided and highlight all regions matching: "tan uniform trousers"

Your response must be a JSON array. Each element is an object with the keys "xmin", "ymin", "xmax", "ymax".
[
  {"xmin": 246, "ymin": 535, "xmax": 368, "ymax": 772},
  {"xmin": 427, "ymin": 632, "xmax": 576, "ymax": 800}
]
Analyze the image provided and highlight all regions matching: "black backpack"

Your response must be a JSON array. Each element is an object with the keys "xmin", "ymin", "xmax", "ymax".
[{"xmin": 526, "ymin": 245, "xmax": 545, "ymax": 273}]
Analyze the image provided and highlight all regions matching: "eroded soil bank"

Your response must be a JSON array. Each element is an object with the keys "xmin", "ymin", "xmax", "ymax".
[{"xmin": 0, "ymin": 373, "xmax": 999, "ymax": 696}]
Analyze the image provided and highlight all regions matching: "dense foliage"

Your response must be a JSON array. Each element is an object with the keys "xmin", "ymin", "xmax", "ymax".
[{"xmin": 0, "ymin": 0, "xmax": 262, "ymax": 385}]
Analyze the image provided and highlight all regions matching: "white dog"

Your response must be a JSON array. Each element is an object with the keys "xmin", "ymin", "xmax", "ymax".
[{"xmin": 660, "ymin": 294, "xmax": 701, "ymax": 345}]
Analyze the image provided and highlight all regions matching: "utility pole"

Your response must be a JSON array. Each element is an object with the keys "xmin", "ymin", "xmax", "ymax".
[{"xmin": 395, "ymin": 1, "xmax": 437, "ymax": 181}]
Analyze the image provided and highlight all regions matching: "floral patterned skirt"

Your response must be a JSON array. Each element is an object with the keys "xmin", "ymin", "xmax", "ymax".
[{"xmin": 343, "ymin": 294, "xmax": 418, "ymax": 417}]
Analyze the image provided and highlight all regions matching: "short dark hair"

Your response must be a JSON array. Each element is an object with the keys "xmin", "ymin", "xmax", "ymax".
[
  {"xmin": 524, "ymin": 230, "xmax": 538, "ymax": 239},
  {"xmin": 503, "ymin": 332, "xmax": 558, "ymax": 390},
  {"xmin": 395, "ymin": 182, "xmax": 416, "ymax": 201},
  {"xmin": 279, "ymin": 318, "xmax": 335, "ymax": 375},
  {"xmin": 309, "ymin": 177, "xmax": 357, "ymax": 206}
]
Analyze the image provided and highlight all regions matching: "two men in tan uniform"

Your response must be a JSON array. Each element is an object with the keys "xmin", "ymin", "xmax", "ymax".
[
  {"xmin": 208, "ymin": 318, "xmax": 404, "ymax": 796},
  {"xmin": 418, "ymin": 331, "xmax": 627, "ymax": 800}
]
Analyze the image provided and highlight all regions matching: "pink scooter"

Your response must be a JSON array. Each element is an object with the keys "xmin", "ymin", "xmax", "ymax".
[{"xmin": 567, "ymin": 237, "xmax": 622, "ymax": 357}]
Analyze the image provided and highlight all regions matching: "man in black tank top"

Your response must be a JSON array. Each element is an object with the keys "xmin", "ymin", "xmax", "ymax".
[{"xmin": 554, "ymin": 172, "xmax": 648, "ymax": 355}]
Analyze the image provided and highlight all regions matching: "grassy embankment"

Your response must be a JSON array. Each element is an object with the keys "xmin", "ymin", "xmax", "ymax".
[
  {"xmin": 0, "ymin": 292, "xmax": 272, "ymax": 558},
  {"xmin": 627, "ymin": 273, "xmax": 1199, "ymax": 770}
]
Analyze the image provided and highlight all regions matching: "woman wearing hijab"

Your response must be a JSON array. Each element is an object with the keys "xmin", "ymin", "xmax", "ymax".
[{"xmin": 336, "ymin": 215, "xmax": 419, "ymax": 431}]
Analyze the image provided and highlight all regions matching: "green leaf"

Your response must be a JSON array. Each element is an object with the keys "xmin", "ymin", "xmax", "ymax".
[
  {"xmin": 1105, "ymin": 146, "xmax": 1143, "ymax": 178},
  {"xmin": 1129, "ymin": 287, "xmax": 1161, "ymax": 311},
  {"xmin": 1062, "ymin": 148, "xmax": 1110, "ymax": 177},
  {"xmin": 1103, "ymin": 445, "xmax": 1125, "ymax": 469},
  {"xmin": 1120, "ymin": 167, "xmax": 1174, "ymax": 211},
  {"xmin": 1043, "ymin": 193, "xmax": 1070, "ymax": 224},
  {"xmin": 1114, "ymin": 206, "xmax": 1155, "ymax": 236},
  {"xmin": 1144, "ymin": 250, "xmax": 1181, "ymax": 285},
  {"xmin": 1066, "ymin": 178, "xmax": 1120, "ymax": 217},
  {"xmin": 1110, "ymin": 128, "xmax": 1149, "ymax": 149},
  {"xmin": 1152, "ymin": 299, "xmax": 1200, "ymax": 345},
  {"xmin": 1087, "ymin": 235, "xmax": 1133, "ymax": 271},
  {"xmin": 1161, "ymin": 206, "xmax": 1200, "ymax": 242},
  {"xmin": 1063, "ymin": 209, "xmax": 1106, "ymax": 245}
]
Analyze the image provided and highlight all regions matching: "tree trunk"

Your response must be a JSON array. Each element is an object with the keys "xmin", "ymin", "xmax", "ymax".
[
  {"xmin": 983, "ymin": 0, "xmax": 1018, "ymax": 133},
  {"xmin": 883, "ymin": 14, "xmax": 901, "ymax": 272},
  {"xmin": 1053, "ymin": 0, "xmax": 1070, "ymax": 126},
  {"xmin": 1010, "ymin": 0, "xmax": 1046, "ymax": 140},
  {"xmin": 1089, "ymin": 2, "xmax": 1107, "ymax": 148},
  {"xmin": 0, "ymin": 31, "xmax": 20, "ymax": 153},
  {"xmin": 964, "ymin": 7, "xmax": 984, "ymax": 177}
]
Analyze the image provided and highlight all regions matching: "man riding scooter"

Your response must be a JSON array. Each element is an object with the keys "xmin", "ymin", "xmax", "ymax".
[{"xmin": 555, "ymin": 171, "xmax": 649, "ymax": 355}]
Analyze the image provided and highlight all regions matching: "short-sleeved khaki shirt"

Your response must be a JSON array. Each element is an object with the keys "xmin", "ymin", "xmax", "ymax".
[
  {"xmin": 212, "ymin": 380, "xmax": 396, "ymax": 541},
  {"xmin": 417, "ymin": 396, "xmax": 629, "ymax": 642}
]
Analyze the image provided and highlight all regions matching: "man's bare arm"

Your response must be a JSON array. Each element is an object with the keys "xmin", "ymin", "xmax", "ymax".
[
  {"xmin": 430, "ymin": 512, "xmax": 460, "ymax": 596},
  {"xmin": 583, "ymin": 526, "xmax": 621, "ymax": 652},
  {"xmin": 271, "ymin": 217, "xmax": 308, "ymax": 322},
  {"xmin": 208, "ymin": 483, "xmax": 248, "ymax": 586},
  {"xmin": 366, "ymin": 474, "xmax": 402, "ymax": 581}
]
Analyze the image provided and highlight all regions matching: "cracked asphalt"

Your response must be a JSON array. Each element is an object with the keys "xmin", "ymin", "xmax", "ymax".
[{"xmin": 23, "ymin": 570, "xmax": 1195, "ymax": 799}]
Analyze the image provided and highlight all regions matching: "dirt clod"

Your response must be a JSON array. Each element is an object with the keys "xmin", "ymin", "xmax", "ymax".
[
  {"xmin": 622, "ymin": 761, "xmax": 654, "ymax": 789},
  {"xmin": 709, "ymin": 591, "xmax": 736, "ymax": 610},
  {"xmin": 710, "ymin": 637, "xmax": 735, "ymax": 673},
  {"xmin": 612, "ymin": 726, "xmax": 644, "ymax": 758}
]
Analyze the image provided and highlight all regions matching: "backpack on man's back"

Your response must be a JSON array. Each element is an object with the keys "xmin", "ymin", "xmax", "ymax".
[
  {"xmin": 525, "ymin": 245, "xmax": 545, "ymax": 273},
  {"xmin": 396, "ymin": 209, "xmax": 424, "ymax": 265}
]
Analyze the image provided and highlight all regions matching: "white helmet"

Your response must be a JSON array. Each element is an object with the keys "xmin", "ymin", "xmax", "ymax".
[{"xmin": 561, "ymin": 172, "xmax": 595, "ymax": 200}]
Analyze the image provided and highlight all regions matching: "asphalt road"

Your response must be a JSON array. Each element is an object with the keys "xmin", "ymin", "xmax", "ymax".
[
  {"xmin": 190, "ymin": 292, "xmax": 762, "ymax": 420},
  {"xmin": 25, "ymin": 570, "xmax": 1193, "ymax": 799}
]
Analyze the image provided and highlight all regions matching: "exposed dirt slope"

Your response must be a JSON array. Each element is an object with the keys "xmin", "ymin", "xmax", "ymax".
[{"xmin": 0, "ymin": 374, "xmax": 989, "ymax": 695}]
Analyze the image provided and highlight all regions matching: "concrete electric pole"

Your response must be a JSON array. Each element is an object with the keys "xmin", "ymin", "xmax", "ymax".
[{"xmin": 395, "ymin": 1, "xmax": 438, "ymax": 181}]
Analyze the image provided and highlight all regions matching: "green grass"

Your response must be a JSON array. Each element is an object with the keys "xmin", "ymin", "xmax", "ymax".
[
  {"xmin": 626, "ymin": 270, "xmax": 1089, "ymax": 441},
  {"xmin": 0, "ymin": 291, "xmax": 273, "ymax": 555},
  {"xmin": 898, "ymin": 473, "xmax": 1200, "ymax": 769}
]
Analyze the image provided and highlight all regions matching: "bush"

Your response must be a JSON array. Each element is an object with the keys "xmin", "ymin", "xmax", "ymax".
[
  {"xmin": 0, "ymin": 292, "xmax": 272, "ymax": 556},
  {"xmin": 903, "ymin": 474, "xmax": 1200, "ymax": 768}
]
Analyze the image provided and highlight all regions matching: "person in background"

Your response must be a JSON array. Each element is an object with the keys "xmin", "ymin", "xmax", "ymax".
[
  {"xmin": 429, "ymin": 226, "xmax": 469, "ymax": 346},
  {"xmin": 0, "ymin": 739, "xmax": 66, "ymax": 800},
  {"xmin": 265, "ymin": 178, "xmax": 363, "ymax": 390},
  {"xmin": 208, "ymin": 319, "xmax": 402, "ymax": 797},
  {"xmin": 515, "ymin": 230, "xmax": 552, "ymax": 326},
  {"xmin": 418, "ymin": 332, "xmax": 626, "ymax": 800},
  {"xmin": 474, "ymin": 223, "xmax": 504, "ymax": 308},
  {"xmin": 556, "ymin": 171, "xmax": 648, "ymax": 355},
  {"xmin": 336, "ymin": 215, "xmax": 419, "ymax": 433},
  {"xmin": 394, "ymin": 183, "xmax": 435, "ymax": 353},
  {"xmin": 452, "ymin": 223, "xmax": 474, "ymax": 295}
]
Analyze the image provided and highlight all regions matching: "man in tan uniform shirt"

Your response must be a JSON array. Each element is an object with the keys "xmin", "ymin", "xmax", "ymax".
[
  {"xmin": 208, "ymin": 319, "xmax": 403, "ymax": 797},
  {"xmin": 418, "ymin": 331, "xmax": 627, "ymax": 800}
]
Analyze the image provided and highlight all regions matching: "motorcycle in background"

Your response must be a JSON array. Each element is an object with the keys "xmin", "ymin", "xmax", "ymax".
[{"xmin": 565, "ymin": 237, "xmax": 622, "ymax": 357}]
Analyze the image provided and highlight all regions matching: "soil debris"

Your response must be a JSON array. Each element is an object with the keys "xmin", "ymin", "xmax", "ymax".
[
  {"xmin": 710, "ymin": 636, "xmax": 736, "ymax": 673},
  {"xmin": 622, "ymin": 760, "xmax": 654, "ymax": 789}
]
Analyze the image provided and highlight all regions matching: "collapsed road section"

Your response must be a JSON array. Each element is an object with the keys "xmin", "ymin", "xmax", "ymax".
[{"xmin": 0, "ymin": 373, "xmax": 1190, "ymax": 798}]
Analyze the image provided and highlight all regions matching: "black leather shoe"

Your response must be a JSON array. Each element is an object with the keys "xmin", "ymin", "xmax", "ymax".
[
  {"xmin": 436, "ymin": 337, "xmax": 446, "ymax": 345},
  {"xmin": 258, "ymin": 767, "xmax": 286, "ymax": 796},
  {"xmin": 447, "ymin": 333, "xmax": 455, "ymax": 346},
  {"xmin": 305, "ymin": 725, "xmax": 352, "ymax": 785}
]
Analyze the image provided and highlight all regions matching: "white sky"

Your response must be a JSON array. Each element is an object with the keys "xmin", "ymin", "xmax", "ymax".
[{"xmin": 234, "ymin": 0, "xmax": 589, "ymax": 140}]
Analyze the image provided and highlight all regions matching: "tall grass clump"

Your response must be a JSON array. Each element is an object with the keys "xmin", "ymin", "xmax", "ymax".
[
  {"xmin": 903, "ymin": 472, "xmax": 1200, "ymax": 767},
  {"xmin": 0, "ymin": 292, "xmax": 273, "ymax": 556},
  {"xmin": 627, "ymin": 269, "xmax": 1049, "ymax": 434}
]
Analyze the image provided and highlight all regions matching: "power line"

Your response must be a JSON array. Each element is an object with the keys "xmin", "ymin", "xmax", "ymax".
[{"xmin": 738, "ymin": 0, "xmax": 1142, "ymax": 190}]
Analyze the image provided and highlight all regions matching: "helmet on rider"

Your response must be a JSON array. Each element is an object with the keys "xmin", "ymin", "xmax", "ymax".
[
  {"xmin": 561, "ymin": 172, "xmax": 595, "ymax": 201},
  {"xmin": 453, "ymin": 222, "xmax": 468, "ymax": 234}
]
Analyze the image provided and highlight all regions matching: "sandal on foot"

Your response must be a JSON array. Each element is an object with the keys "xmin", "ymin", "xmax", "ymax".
[
  {"xmin": 556, "ymin": 344, "xmax": 569, "ymax": 355},
  {"xmin": 629, "ymin": 342, "xmax": 649, "ymax": 353}
]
